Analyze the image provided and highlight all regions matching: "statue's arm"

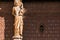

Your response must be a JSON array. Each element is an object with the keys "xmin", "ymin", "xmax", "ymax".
[
  {"xmin": 21, "ymin": 4, "xmax": 26, "ymax": 14},
  {"xmin": 12, "ymin": 7, "xmax": 15, "ymax": 16}
]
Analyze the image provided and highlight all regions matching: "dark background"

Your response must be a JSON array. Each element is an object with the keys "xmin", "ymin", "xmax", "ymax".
[{"xmin": 0, "ymin": 0, "xmax": 59, "ymax": 2}]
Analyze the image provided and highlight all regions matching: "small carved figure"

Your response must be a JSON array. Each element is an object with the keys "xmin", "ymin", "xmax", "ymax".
[{"xmin": 12, "ymin": 0, "xmax": 25, "ymax": 39}]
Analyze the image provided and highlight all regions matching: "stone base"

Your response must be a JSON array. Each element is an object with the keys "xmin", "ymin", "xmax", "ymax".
[
  {"xmin": 13, "ymin": 39, "xmax": 22, "ymax": 40},
  {"xmin": 13, "ymin": 35, "xmax": 23, "ymax": 40}
]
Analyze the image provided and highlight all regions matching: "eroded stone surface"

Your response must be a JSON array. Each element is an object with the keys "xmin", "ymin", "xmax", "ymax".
[{"xmin": 0, "ymin": 17, "xmax": 5, "ymax": 40}]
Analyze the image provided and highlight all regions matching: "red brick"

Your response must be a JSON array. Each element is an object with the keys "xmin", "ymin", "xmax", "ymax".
[{"xmin": 0, "ymin": 2, "xmax": 60, "ymax": 40}]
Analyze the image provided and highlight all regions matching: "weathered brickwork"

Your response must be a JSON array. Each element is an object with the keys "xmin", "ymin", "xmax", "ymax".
[
  {"xmin": 0, "ymin": 2, "xmax": 60, "ymax": 40},
  {"xmin": 0, "ymin": 17, "xmax": 5, "ymax": 40}
]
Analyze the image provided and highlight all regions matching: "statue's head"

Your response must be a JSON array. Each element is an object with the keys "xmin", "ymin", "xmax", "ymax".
[{"xmin": 14, "ymin": 0, "xmax": 22, "ymax": 6}]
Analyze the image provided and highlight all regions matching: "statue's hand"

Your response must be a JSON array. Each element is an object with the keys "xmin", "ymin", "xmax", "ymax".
[{"xmin": 21, "ymin": 8, "xmax": 26, "ymax": 14}]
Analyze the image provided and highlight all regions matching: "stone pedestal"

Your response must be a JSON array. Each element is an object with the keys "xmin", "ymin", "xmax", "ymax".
[{"xmin": 13, "ymin": 35, "xmax": 23, "ymax": 40}]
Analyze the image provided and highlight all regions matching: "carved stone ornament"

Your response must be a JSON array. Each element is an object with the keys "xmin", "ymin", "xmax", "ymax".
[{"xmin": 12, "ymin": 0, "xmax": 25, "ymax": 40}]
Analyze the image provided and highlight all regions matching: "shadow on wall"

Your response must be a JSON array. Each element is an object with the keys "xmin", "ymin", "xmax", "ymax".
[{"xmin": 0, "ymin": 3, "xmax": 14, "ymax": 40}]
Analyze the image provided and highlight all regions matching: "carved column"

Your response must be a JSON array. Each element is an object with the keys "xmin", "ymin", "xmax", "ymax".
[{"xmin": 12, "ymin": 0, "xmax": 25, "ymax": 40}]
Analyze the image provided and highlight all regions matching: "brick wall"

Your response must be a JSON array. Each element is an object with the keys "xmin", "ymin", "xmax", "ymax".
[
  {"xmin": 0, "ymin": 2, "xmax": 14, "ymax": 40},
  {"xmin": 0, "ymin": 2, "xmax": 60, "ymax": 40}
]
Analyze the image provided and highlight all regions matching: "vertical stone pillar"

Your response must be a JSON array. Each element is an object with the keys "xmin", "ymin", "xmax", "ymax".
[{"xmin": 12, "ymin": 0, "xmax": 25, "ymax": 40}]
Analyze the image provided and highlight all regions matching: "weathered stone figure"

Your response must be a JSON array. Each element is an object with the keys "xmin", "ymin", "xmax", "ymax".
[{"xmin": 12, "ymin": 0, "xmax": 25, "ymax": 40}]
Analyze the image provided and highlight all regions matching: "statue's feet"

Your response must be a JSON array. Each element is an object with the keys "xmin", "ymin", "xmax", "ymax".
[{"xmin": 20, "ymin": 34, "xmax": 23, "ymax": 39}]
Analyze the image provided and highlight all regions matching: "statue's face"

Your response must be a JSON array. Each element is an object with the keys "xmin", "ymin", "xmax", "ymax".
[
  {"xmin": 14, "ymin": 0, "xmax": 22, "ymax": 6},
  {"xmin": 15, "ymin": 0, "xmax": 18, "ymax": 3}
]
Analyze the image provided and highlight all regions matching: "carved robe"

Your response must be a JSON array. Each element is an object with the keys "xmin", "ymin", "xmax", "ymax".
[{"xmin": 12, "ymin": 4, "xmax": 24, "ymax": 36}]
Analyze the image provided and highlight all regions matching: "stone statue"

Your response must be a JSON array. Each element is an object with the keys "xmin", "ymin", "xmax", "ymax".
[{"xmin": 12, "ymin": 0, "xmax": 25, "ymax": 40}]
